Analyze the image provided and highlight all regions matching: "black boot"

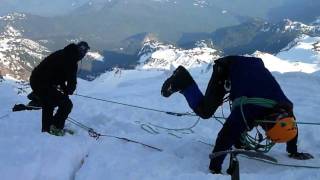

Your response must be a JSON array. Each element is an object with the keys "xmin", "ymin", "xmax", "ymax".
[
  {"xmin": 161, "ymin": 66, "xmax": 195, "ymax": 97},
  {"xmin": 209, "ymin": 161, "xmax": 222, "ymax": 174}
]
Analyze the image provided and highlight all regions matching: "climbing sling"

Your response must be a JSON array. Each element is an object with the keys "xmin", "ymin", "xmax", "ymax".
[{"xmin": 231, "ymin": 96, "xmax": 278, "ymax": 152}]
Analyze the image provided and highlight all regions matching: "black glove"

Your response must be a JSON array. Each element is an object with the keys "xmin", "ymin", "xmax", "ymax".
[
  {"xmin": 66, "ymin": 85, "xmax": 76, "ymax": 95},
  {"xmin": 66, "ymin": 89, "xmax": 74, "ymax": 95},
  {"xmin": 161, "ymin": 66, "xmax": 195, "ymax": 97},
  {"xmin": 288, "ymin": 152, "xmax": 314, "ymax": 160}
]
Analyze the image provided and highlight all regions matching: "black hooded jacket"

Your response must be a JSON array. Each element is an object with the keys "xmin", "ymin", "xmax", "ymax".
[{"xmin": 30, "ymin": 43, "xmax": 82, "ymax": 95}]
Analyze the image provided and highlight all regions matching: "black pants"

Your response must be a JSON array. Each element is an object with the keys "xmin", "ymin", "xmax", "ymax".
[{"xmin": 31, "ymin": 85, "xmax": 73, "ymax": 132}]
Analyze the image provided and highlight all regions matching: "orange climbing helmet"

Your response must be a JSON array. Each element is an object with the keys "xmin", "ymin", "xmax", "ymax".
[{"xmin": 266, "ymin": 116, "xmax": 297, "ymax": 143}]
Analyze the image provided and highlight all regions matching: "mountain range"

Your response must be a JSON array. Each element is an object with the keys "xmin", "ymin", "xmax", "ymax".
[
  {"xmin": 0, "ymin": 13, "xmax": 49, "ymax": 80},
  {"xmin": 137, "ymin": 39, "xmax": 220, "ymax": 70},
  {"xmin": 0, "ymin": 13, "xmax": 104, "ymax": 80},
  {"xmin": 1, "ymin": 24, "xmax": 320, "ymax": 179},
  {"xmin": 178, "ymin": 18, "xmax": 320, "ymax": 55},
  {"xmin": 1, "ymin": 1, "xmax": 320, "ymax": 80},
  {"xmin": 0, "ymin": 0, "xmax": 301, "ymax": 50},
  {"xmin": 1, "ymin": 12, "xmax": 320, "ymax": 80}
]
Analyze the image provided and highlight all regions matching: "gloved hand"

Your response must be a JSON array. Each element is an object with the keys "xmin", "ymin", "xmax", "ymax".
[
  {"xmin": 66, "ymin": 86, "xmax": 76, "ymax": 95},
  {"xmin": 288, "ymin": 152, "xmax": 314, "ymax": 160},
  {"xmin": 66, "ymin": 89, "xmax": 74, "ymax": 95}
]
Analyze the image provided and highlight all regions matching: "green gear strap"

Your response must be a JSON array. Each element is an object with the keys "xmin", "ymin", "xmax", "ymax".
[
  {"xmin": 232, "ymin": 96, "xmax": 277, "ymax": 153},
  {"xmin": 232, "ymin": 97, "xmax": 277, "ymax": 111},
  {"xmin": 232, "ymin": 96, "xmax": 277, "ymax": 130}
]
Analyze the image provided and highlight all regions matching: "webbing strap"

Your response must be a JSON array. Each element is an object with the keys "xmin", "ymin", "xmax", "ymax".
[
  {"xmin": 231, "ymin": 96, "xmax": 277, "ymax": 130},
  {"xmin": 232, "ymin": 97, "xmax": 277, "ymax": 111}
]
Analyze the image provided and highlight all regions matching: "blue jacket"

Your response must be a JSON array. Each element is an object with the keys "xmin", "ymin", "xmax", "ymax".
[{"xmin": 228, "ymin": 56, "xmax": 292, "ymax": 105}]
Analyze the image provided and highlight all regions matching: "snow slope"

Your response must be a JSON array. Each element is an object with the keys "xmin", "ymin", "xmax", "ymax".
[
  {"xmin": 1, "ymin": 39, "xmax": 320, "ymax": 179},
  {"xmin": 277, "ymin": 35, "xmax": 320, "ymax": 64},
  {"xmin": 254, "ymin": 35, "xmax": 320, "ymax": 73}
]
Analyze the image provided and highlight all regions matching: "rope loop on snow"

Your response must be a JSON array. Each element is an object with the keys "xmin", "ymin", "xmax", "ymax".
[
  {"xmin": 66, "ymin": 117, "xmax": 162, "ymax": 152},
  {"xmin": 138, "ymin": 117, "xmax": 200, "ymax": 138}
]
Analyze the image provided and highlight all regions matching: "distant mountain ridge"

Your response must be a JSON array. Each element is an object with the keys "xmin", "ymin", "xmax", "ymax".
[
  {"xmin": 137, "ymin": 39, "xmax": 221, "ymax": 70},
  {"xmin": 1, "ymin": 1, "xmax": 320, "ymax": 81},
  {"xmin": 0, "ymin": 13, "xmax": 104, "ymax": 80},
  {"xmin": 178, "ymin": 18, "xmax": 320, "ymax": 55},
  {"xmin": 141, "ymin": 33, "xmax": 320, "ymax": 74},
  {"xmin": 0, "ymin": 13, "xmax": 49, "ymax": 80}
]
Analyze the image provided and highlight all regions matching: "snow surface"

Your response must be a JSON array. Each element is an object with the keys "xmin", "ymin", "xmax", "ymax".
[
  {"xmin": 1, "ymin": 38, "xmax": 320, "ymax": 180},
  {"xmin": 254, "ymin": 51, "xmax": 319, "ymax": 73},
  {"xmin": 253, "ymin": 35, "xmax": 320, "ymax": 74}
]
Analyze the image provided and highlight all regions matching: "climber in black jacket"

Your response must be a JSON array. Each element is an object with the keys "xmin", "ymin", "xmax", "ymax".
[{"xmin": 29, "ymin": 41, "xmax": 90, "ymax": 135}]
